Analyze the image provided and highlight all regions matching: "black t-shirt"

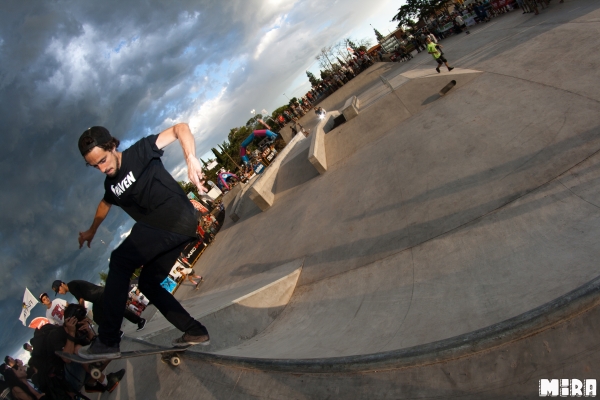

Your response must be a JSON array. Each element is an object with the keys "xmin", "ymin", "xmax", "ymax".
[
  {"xmin": 67, "ymin": 280, "xmax": 104, "ymax": 304},
  {"xmin": 102, "ymin": 135, "xmax": 198, "ymax": 237}
]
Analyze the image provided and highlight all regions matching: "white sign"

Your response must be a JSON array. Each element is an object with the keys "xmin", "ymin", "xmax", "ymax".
[
  {"xmin": 19, "ymin": 288, "xmax": 38, "ymax": 326},
  {"xmin": 206, "ymin": 160, "xmax": 219, "ymax": 171},
  {"xmin": 206, "ymin": 187, "xmax": 223, "ymax": 200}
]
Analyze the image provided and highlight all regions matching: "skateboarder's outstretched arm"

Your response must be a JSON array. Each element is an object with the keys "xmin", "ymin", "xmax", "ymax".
[
  {"xmin": 79, "ymin": 199, "xmax": 111, "ymax": 248},
  {"xmin": 155, "ymin": 123, "xmax": 207, "ymax": 194}
]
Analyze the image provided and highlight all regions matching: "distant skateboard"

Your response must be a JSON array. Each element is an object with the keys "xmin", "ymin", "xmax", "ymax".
[
  {"xmin": 56, "ymin": 346, "xmax": 189, "ymax": 379},
  {"xmin": 439, "ymin": 80, "xmax": 457, "ymax": 96},
  {"xmin": 195, "ymin": 277, "xmax": 204, "ymax": 290}
]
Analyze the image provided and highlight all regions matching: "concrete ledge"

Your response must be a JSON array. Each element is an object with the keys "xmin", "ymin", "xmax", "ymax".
[
  {"xmin": 229, "ymin": 177, "xmax": 257, "ymax": 222},
  {"xmin": 341, "ymin": 96, "xmax": 360, "ymax": 121},
  {"xmin": 308, "ymin": 111, "xmax": 339, "ymax": 175},
  {"xmin": 246, "ymin": 132, "xmax": 307, "ymax": 211},
  {"xmin": 136, "ymin": 259, "xmax": 303, "ymax": 351}
]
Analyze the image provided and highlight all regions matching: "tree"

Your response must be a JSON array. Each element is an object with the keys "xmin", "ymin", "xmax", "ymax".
[
  {"xmin": 306, "ymin": 70, "xmax": 319, "ymax": 87},
  {"xmin": 374, "ymin": 28, "xmax": 385, "ymax": 42},
  {"xmin": 393, "ymin": 0, "xmax": 453, "ymax": 29},
  {"xmin": 357, "ymin": 37, "xmax": 373, "ymax": 49},
  {"xmin": 99, "ymin": 271, "xmax": 108, "ymax": 286},
  {"xmin": 393, "ymin": 3, "xmax": 417, "ymax": 28},
  {"xmin": 178, "ymin": 180, "xmax": 201, "ymax": 200},
  {"xmin": 211, "ymin": 147, "xmax": 225, "ymax": 165},
  {"xmin": 346, "ymin": 38, "xmax": 358, "ymax": 52},
  {"xmin": 316, "ymin": 46, "xmax": 335, "ymax": 71}
]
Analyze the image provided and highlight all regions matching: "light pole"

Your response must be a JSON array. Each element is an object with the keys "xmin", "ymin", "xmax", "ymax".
[{"xmin": 283, "ymin": 93, "xmax": 290, "ymax": 101}]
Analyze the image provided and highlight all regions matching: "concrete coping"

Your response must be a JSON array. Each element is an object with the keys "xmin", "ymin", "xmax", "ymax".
[
  {"xmin": 308, "ymin": 110, "xmax": 340, "ymax": 175},
  {"xmin": 185, "ymin": 274, "xmax": 600, "ymax": 373},
  {"xmin": 247, "ymin": 132, "xmax": 307, "ymax": 211},
  {"xmin": 228, "ymin": 175, "xmax": 259, "ymax": 222},
  {"xmin": 341, "ymin": 96, "xmax": 360, "ymax": 121}
]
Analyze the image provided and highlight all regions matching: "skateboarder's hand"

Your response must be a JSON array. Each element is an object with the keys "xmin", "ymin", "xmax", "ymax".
[
  {"xmin": 78, "ymin": 229, "xmax": 95, "ymax": 248},
  {"xmin": 187, "ymin": 156, "xmax": 208, "ymax": 194}
]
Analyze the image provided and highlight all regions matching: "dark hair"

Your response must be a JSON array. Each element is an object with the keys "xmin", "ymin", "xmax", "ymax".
[
  {"xmin": 64, "ymin": 303, "xmax": 87, "ymax": 322},
  {"xmin": 3, "ymin": 356, "xmax": 12, "ymax": 365},
  {"xmin": 22, "ymin": 343, "xmax": 29, "ymax": 350},
  {"xmin": 80, "ymin": 136, "xmax": 120, "ymax": 155}
]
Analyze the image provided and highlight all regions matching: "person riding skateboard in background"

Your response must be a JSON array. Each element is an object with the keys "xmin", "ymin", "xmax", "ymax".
[
  {"xmin": 426, "ymin": 36, "xmax": 454, "ymax": 73},
  {"xmin": 76, "ymin": 124, "xmax": 210, "ymax": 360},
  {"xmin": 52, "ymin": 280, "xmax": 146, "ymax": 332}
]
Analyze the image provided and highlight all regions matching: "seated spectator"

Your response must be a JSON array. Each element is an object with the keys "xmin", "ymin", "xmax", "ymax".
[
  {"xmin": 28, "ymin": 304, "xmax": 125, "ymax": 398},
  {"xmin": 0, "ymin": 362, "xmax": 43, "ymax": 400}
]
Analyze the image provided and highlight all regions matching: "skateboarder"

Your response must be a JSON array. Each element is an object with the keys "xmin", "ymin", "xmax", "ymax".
[
  {"xmin": 52, "ymin": 280, "xmax": 146, "ymax": 331},
  {"xmin": 76, "ymin": 124, "xmax": 210, "ymax": 360},
  {"xmin": 426, "ymin": 37, "xmax": 454, "ymax": 73}
]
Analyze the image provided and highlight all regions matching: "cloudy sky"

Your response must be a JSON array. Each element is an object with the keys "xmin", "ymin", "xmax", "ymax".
[{"xmin": 0, "ymin": 0, "xmax": 402, "ymax": 359}]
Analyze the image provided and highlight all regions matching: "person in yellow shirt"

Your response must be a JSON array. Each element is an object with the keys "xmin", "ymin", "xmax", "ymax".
[{"xmin": 426, "ymin": 37, "xmax": 454, "ymax": 73}]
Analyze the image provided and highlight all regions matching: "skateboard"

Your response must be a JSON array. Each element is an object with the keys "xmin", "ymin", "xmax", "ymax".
[
  {"xmin": 56, "ymin": 346, "xmax": 189, "ymax": 379},
  {"xmin": 439, "ymin": 80, "xmax": 457, "ymax": 96},
  {"xmin": 195, "ymin": 277, "xmax": 204, "ymax": 290}
]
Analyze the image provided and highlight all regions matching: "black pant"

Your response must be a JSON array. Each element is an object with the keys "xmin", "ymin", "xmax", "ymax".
[{"xmin": 99, "ymin": 222, "xmax": 207, "ymax": 345}]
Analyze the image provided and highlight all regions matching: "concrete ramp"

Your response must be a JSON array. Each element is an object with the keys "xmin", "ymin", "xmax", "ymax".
[
  {"xmin": 133, "ymin": 259, "xmax": 303, "ymax": 351},
  {"xmin": 324, "ymin": 68, "xmax": 482, "ymax": 169}
]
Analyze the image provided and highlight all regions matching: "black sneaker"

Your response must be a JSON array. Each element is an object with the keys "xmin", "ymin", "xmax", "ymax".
[
  {"xmin": 137, "ymin": 318, "xmax": 146, "ymax": 332},
  {"xmin": 106, "ymin": 369, "xmax": 125, "ymax": 393},
  {"xmin": 436, "ymin": 67, "xmax": 441, "ymax": 73},
  {"xmin": 78, "ymin": 338, "xmax": 120, "ymax": 360},
  {"xmin": 84, "ymin": 382, "xmax": 106, "ymax": 393},
  {"xmin": 448, "ymin": 67, "xmax": 454, "ymax": 71},
  {"xmin": 172, "ymin": 332, "xmax": 210, "ymax": 347}
]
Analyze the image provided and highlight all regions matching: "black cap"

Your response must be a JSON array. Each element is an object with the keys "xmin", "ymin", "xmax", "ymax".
[
  {"xmin": 78, "ymin": 126, "xmax": 112, "ymax": 156},
  {"xmin": 51, "ymin": 280, "xmax": 63, "ymax": 296},
  {"xmin": 39, "ymin": 292, "xmax": 49, "ymax": 302}
]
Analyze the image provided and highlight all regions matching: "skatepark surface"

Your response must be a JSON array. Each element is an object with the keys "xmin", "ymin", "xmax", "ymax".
[{"xmin": 108, "ymin": 2, "xmax": 600, "ymax": 398}]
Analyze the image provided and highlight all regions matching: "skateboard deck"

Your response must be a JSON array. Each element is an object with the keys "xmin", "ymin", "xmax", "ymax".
[
  {"xmin": 56, "ymin": 346, "xmax": 188, "ymax": 364},
  {"xmin": 57, "ymin": 346, "xmax": 188, "ymax": 378},
  {"xmin": 439, "ymin": 80, "xmax": 457, "ymax": 96}
]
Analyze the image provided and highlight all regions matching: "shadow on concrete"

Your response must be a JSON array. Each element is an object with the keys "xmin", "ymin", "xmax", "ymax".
[
  {"xmin": 273, "ymin": 145, "xmax": 319, "ymax": 195},
  {"xmin": 422, "ymin": 93, "xmax": 441, "ymax": 105}
]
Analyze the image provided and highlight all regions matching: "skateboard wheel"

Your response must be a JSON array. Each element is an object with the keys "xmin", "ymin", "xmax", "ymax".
[
  {"xmin": 170, "ymin": 356, "xmax": 181, "ymax": 366},
  {"xmin": 91, "ymin": 368, "xmax": 102, "ymax": 380}
]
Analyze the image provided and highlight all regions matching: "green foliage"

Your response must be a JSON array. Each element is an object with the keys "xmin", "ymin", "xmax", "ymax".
[
  {"xmin": 99, "ymin": 271, "xmax": 108, "ymax": 286},
  {"xmin": 393, "ymin": 0, "xmax": 452, "ymax": 28},
  {"xmin": 211, "ymin": 147, "xmax": 224, "ymax": 164},
  {"xmin": 178, "ymin": 180, "xmax": 200, "ymax": 201},
  {"xmin": 346, "ymin": 39, "xmax": 358, "ymax": 52},
  {"xmin": 306, "ymin": 70, "xmax": 320, "ymax": 87},
  {"xmin": 374, "ymin": 28, "xmax": 385, "ymax": 42}
]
